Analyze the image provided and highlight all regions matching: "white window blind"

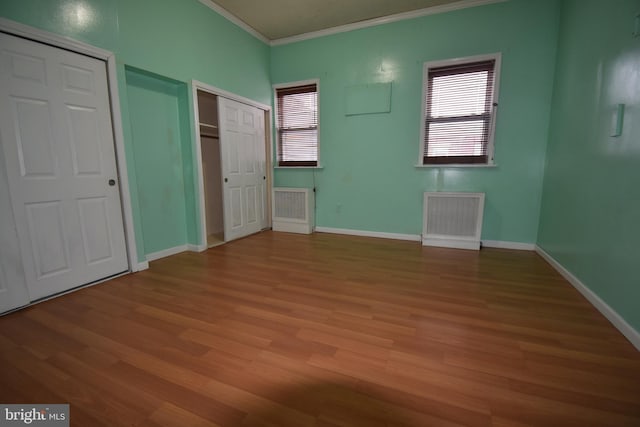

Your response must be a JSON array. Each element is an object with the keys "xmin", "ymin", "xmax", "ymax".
[
  {"xmin": 276, "ymin": 84, "xmax": 318, "ymax": 167},
  {"xmin": 423, "ymin": 59, "xmax": 497, "ymax": 165}
]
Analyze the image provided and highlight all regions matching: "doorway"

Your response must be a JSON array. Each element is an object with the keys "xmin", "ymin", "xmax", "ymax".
[
  {"xmin": 197, "ymin": 90, "xmax": 224, "ymax": 247},
  {"xmin": 193, "ymin": 82, "xmax": 271, "ymax": 247}
]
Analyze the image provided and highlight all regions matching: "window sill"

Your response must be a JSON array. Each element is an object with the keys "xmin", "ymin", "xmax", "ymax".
[
  {"xmin": 414, "ymin": 163, "xmax": 498, "ymax": 169},
  {"xmin": 274, "ymin": 165, "xmax": 324, "ymax": 170}
]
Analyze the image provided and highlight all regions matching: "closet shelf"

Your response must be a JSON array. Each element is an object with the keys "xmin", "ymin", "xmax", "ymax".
[{"xmin": 199, "ymin": 123, "xmax": 219, "ymax": 138}]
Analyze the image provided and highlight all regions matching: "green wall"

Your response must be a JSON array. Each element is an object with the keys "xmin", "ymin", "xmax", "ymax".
[
  {"xmin": 0, "ymin": 0, "xmax": 271, "ymax": 103},
  {"xmin": 538, "ymin": 0, "xmax": 640, "ymax": 331},
  {"xmin": 271, "ymin": 0, "xmax": 560, "ymax": 243},
  {"xmin": 0, "ymin": 0, "xmax": 271, "ymax": 262},
  {"xmin": 124, "ymin": 67, "xmax": 191, "ymax": 256}
]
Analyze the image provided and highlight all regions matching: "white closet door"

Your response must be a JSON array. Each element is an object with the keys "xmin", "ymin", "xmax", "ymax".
[
  {"xmin": 219, "ymin": 97, "xmax": 267, "ymax": 241},
  {"xmin": 0, "ymin": 145, "xmax": 29, "ymax": 312},
  {"xmin": 0, "ymin": 33, "xmax": 128, "ymax": 302}
]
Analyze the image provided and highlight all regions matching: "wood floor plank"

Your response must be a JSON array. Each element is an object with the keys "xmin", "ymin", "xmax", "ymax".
[
  {"xmin": 149, "ymin": 402, "xmax": 223, "ymax": 427},
  {"xmin": 0, "ymin": 231, "xmax": 638, "ymax": 426}
]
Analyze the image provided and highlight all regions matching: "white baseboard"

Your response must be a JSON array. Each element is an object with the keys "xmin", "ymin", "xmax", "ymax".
[
  {"xmin": 314, "ymin": 228, "xmax": 535, "ymax": 251},
  {"xmin": 315, "ymin": 226, "xmax": 421, "ymax": 242},
  {"xmin": 134, "ymin": 261, "xmax": 149, "ymax": 272},
  {"xmin": 482, "ymin": 240, "xmax": 536, "ymax": 250},
  {"xmin": 146, "ymin": 245, "xmax": 188, "ymax": 262},
  {"xmin": 187, "ymin": 243, "xmax": 208, "ymax": 252},
  {"xmin": 535, "ymin": 245, "xmax": 640, "ymax": 351},
  {"xmin": 146, "ymin": 243, "xmax": 211, "ymax": 262}
]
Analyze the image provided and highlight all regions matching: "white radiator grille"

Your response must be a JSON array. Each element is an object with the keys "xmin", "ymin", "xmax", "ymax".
[
  {"xmin": 274, "ymin": 190, "xmax": 306, "ymax": 220},
  {"xmin": 423, "ymin": 192, "xmax": 485, "ymax": 250},
  {"xmin": 272, "ymin": 188, "xmax": 314, "ymax": 234},
  {"xmin": 426, "ymin": 196, "xmax": 480, "ymax": 237}
]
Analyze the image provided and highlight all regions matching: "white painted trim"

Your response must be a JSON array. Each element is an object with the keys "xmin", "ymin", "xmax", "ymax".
[
  {"xmin": 273, "ymin": 79, "xmax": 321, "ymax": 168},
  {"xmin": 315, "ymin": 226, "xmax": 421, "ymax": 242},
  {"xmin": 192, "ymin": 80, "xmax": 271, "ymax": 111},
  {"xmin": 535, "ymin": 246, "xmax": 640, "ymax": 351},
  {"xmin": 0, "ymin": 18, "xmax": 112, "ymax": 59},
  {"xmin": 136, "ymin": 261, "xmax": 149, "ymax": 271},
  {"xmin": 271, "ymin": 0, "xmax": 508, "ymax": 46},
  {"xmin": 0, "ymin": 18, "xmax": 141, "ymax": 275},
  {"xmin": 486, "ymin": 54, "xmax": 501, "ymax": 163},
  {"xmin": 146, "ymin": 245, "xmax": 189, "ymax": 262},
  {"xmin": 482, "ymin": 240, "xmax": 535, "ymax": 251},
  {"xmin": 419, "ymin": 52, "xmax": 501, "ymax": 166},
  {"xmin": 191, "ymin": 84, "xmax": 209, "ymax": 251},
  {"xmin": 106, "ymin": 57, "xmax": 140, "ymax": 274},
  {"xmin": 146, "ymin": 243, "xmax": 210, "ymax": 262},
  {"xmin": 187, "ymin": 243, "xmax": 208, "ymax": 253},
  {"xmin": 264, "ymin": 109, "xmax": 274, "ymax": 228},
  {"xmin": 272, "ymin": 79, "xmax": 320, "ymax": 90},
  {"xmin": 315, "ymin": 232, "xmax": 534, "ymax": 251},
  {"xmin": 198, "ymin": 0, "xmax": 269, "ymax": 44},
  {"xmin": 191, "ymin": 80, "xmax": 272, "ymax": 249}
]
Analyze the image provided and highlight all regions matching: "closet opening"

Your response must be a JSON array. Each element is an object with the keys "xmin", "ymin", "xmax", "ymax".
[{"xmin": 197, "ymin": 90, "xmax": 224, "ymax": 247}]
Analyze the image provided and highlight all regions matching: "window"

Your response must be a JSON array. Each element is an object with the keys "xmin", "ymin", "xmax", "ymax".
[
  {"xmin": 275, "ymin": 82, "xmax": 318, "ymax": 167},
  {"xmin": 420, "ymin": 54, "xmax": 500, "ymax": 165}
]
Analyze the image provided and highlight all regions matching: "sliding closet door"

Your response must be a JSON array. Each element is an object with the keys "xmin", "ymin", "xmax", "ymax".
[
  {"xmin": 218, "ymin": 97, "xmax": 267, "ymax": 241},
  {"xmin": 0, "ymin": 32, "xmax": 128, "ymax": 302},
  {"xmin": 0, "ymin": 144, "xmax": 29, "ymax": 312}
]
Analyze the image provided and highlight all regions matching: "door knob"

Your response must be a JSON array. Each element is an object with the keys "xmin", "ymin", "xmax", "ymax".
[{"xmin": 108, "ymin": 179, "xmax": 116, "ymax": 186}]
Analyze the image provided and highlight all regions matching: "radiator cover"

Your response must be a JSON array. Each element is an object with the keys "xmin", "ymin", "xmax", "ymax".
[
  {"xmin": 422, "ymin": 192, "xmax": 485, "ymax": 250},
  {"xmin": 272, "ymin": 188, "xmax": 314, "ymax": 234}
]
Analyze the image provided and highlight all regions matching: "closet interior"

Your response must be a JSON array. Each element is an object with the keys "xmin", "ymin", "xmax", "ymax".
[{"xmin": 197, "ymin": 90, "xmax": 225, "ymax": 247}]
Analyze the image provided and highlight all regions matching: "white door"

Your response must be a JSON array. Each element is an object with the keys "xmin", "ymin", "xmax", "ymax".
[
  {"xmin": 219, "ymin": 97, "xmax": 267, "ymax": 241},
  {"xmin": 0, "ymin": 145, "xmax": 29, "ymax": 312},
  {"xmin": 0, "ymin": 32, "xmax": 128, "ymax": 302}
]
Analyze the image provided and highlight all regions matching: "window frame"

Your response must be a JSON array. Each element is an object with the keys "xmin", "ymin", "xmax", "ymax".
[
  {"xmin": 273, "ymin": 79, "xmax": 321, "ymax": 168},
  {"xmin": 418, "ymin": 53, "xmax": 502, "ymax": 167}
]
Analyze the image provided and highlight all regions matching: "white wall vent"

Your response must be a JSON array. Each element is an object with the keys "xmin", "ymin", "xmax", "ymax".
[
  {"xmin": 272, "ymin": 188, "xmax": 315, "ymax": 234},
  {"xmin": 423, "ymin": 192, "xmax": 485, "ymax": 250}
]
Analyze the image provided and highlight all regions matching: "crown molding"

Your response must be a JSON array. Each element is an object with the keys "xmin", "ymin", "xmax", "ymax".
[
  {"xmin": 198, "ymin": 0, "xmax": 270, "ymax": 44},
  {"xmin": 270, "ymin": 0, "xmax": 508, "ymax": 46},
  {"xmin": 200, "ymin": 0, "xmax": 508, "ymax": 47}
]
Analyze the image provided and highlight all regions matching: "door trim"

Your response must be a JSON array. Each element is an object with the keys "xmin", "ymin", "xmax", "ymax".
[
  {"xmin": 0, "ymin": 17, "xmax": 141, "ymax": 272},
  {"xmin": 191, "ymin": 80, "xmax": 273, "ymax": 250}
]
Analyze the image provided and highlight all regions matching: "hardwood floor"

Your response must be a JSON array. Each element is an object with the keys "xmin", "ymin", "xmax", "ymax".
[{"xmin": 1, "ymin": 231, "xmax": 639, "ymax": 426}]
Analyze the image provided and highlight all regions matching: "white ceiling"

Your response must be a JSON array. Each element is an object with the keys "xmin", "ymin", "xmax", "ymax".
[{"xmin": 206, "ymin": 0, "xmax": 486, "ymax": 41}]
